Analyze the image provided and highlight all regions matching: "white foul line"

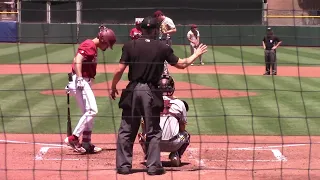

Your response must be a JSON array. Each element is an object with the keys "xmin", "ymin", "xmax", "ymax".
[
  {"xmin": 189, "ymin": 147, "xmax": 288, "ymax": 162},
  {"xmin": 205, "ymin": 159, "xmax": 283, "ymax": 162},
  {"xmin": 0, "ymin": 139, "xmax": 68, "ymax": 148},
  {"xmin": 0, "ymin": 139, "xmax": 314, "ymax": 149},
  {"xmin": 231, "ymin": 144, "xmax": 309, "ymax": 150},
  {"xmin": 37, "ymin": 158, "xmax": 103, "ymax": 161}
]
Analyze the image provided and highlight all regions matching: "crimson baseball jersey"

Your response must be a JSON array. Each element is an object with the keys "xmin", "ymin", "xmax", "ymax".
[
  {"xmin": 72, "ymin": 39, "xmax": 98, "ymax": 78},
  {"xmin": 130, "ymin": 28, "xmax": 142, "ymax": 40}
]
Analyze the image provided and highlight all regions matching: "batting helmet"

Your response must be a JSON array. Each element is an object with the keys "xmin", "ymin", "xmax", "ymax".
[
  {"xmin": 158, "ymin": 75, "xmax": 175, "ymax": 96},
  {"xmin": 97, "ymin": 25, "xmax": 116, "ymax": 50}
]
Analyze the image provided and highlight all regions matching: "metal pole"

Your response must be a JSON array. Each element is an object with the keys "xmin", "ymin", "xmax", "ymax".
[
  {"xmin": 17, "ymin": 0, "xmax": 21, "ymax": 43},
  {"xmin": 263, "ymin": 0, "xmax": 268, "ymax": 25},
  {"xmin": 47, "ymin": 1, "xmax": 51, "ymax": 24},
  {"xmin": 76, "ymin": 1, "xmax": 82, "ymax": 43}
]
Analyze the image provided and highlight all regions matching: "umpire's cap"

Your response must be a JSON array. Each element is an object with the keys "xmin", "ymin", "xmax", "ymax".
[{"xmin": 141, "ymin": 16, "xmax": 158, "ymax": 29}]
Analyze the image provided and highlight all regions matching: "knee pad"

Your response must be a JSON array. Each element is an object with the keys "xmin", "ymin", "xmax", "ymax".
[{"xmin": 183, "ymin": 131, "xmax": 191, "ymax": 143}]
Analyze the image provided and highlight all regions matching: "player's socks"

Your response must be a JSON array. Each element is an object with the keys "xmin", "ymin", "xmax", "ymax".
[
  {"xmin": 72, "ymin": 135, "xmax": 78, "ymax": 140},
  {"xmin": 81, "ymin": 131, "xmax": 102, "ymax": 153},
  {"xmin": 82, "ymin": 131, "xmax": 92, "ymax": 143}
]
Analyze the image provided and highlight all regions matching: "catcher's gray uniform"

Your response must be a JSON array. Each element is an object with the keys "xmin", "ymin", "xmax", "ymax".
[
  {"xmin": 139, "ymin": 96, "xmax": 190, "ymax": 156},
  {"xmin": 159, "ymin": 96, "xmax": 190, "ymax": 154}
]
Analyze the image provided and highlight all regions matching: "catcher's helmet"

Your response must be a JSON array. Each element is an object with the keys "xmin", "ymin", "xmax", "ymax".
[
  {"xmin": 159, "ymin": 75, "xmax": 175, "ymax": 96},
  {"xmin": 97, "ymin": 25, "xmax": 116, "ymax": 50}
]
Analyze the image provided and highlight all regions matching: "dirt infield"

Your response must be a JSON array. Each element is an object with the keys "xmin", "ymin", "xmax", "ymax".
[
  {"xmin": 41, "ymin": 80, "xmax": 258, "ymax": 98},
  {"xmin": 1, "ymin": 64, "xmax": 320, "ymax": 179},
  {"xmin": 0, "ymin": 134, "xmax": 319, "ymax": 180}
]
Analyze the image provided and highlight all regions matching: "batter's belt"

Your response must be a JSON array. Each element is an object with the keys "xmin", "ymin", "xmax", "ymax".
[{"xmin": 68, "ymin": 72, "xmax": 93, "ymax": 82}]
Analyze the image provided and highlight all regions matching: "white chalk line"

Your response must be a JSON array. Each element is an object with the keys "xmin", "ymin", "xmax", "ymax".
[
  {"xmin": 0, "ymin": 139, "xmax": 300, "ymax": 163},
  {"xmin": 0, "ymin": 139, "xmax": 69, "ymax": 148},
  {"xmin": 205, "ymin": 159, "xmax": 283, "ymax": 162},
  {"xmin": 34, "ymin": 147, "xmax": 50, "ymax": 160},
  {"xmin": 187, "ymin": 148, "xmax": 206, "ymax": 167},
  {"xmin": 189, "ymin": 143, "xmax": 311, "ymax": 151},
  {"xmin": 37, "ymin": 158, "xmax": 103, "ymax": 161},
  {"xmin": 188, "ymin": 147, "xmax": 288, "ymax": 163},
  {"xmin": 0, "ymin": 139, "xmax": 314, "ymax": 150},
  {"xmin": 271, "ymin": 149, "xmax": 288, "ymax": 162}
]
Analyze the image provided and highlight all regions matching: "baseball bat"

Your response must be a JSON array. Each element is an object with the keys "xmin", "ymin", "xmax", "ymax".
[{"xmin": 66, "ymin": 88, "xmax": 72, "ymax": 136}]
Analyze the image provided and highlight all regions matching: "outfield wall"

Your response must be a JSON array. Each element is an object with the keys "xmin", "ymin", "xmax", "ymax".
[{"xmin": 1, "ymin": 23, "xmax": 319, "ymax": 46}]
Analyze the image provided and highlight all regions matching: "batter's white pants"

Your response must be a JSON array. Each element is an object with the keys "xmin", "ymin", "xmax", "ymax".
[{"xmin": 66, "ymin": 74, "xmax": 98, "ymax": 138}]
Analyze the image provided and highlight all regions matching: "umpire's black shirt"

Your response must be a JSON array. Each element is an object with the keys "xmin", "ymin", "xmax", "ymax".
[
  {"xmin": 263, "ymin": 35, "xmax": 281, "ymax": 50},
  {"xmin": 120, "ymin": 38, "xmax": 179, "ymax": 85}
]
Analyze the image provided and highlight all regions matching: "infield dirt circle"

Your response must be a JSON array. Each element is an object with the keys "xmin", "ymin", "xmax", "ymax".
[{"xmin": 0, "ymin": 64, "xmax": 320, "ymax": 180}]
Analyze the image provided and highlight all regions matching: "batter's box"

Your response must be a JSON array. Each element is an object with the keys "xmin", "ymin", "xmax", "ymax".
[
  {"xmin": 186, "ymin": 147, "xmax": 287, "ymax": 169},
  {"xmin": 34, "ymin": 146, "xmax": 121, "ymax": 170}
]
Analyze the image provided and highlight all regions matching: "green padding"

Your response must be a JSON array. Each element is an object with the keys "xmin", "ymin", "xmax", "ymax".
[{"xmin": 20, "ymin": 23, "xmax": 77, "ymax": 44}]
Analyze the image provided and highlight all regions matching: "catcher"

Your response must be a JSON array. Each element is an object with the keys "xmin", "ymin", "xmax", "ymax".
[{"xmin": 138, "ymin": 75, "xmax": 190, "ymax": 167}]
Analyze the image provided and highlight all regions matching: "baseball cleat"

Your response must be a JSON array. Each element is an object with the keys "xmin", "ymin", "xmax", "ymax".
[
  {"xmin": 169, "ymin": 152, "xmax": 181, "ymax": 167},
  {"xmin": 82, "ymin": 143, "xmax": 103, "ymax": 154},
  {"xmin": 64, "ymin": 136, "xmax": 86, "ymax": 154}
]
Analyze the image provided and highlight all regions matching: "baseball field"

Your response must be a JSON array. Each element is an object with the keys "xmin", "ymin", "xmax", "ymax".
[{"xmin": 0, "ymin": 43, "xmax": 320, "ymax": 180}]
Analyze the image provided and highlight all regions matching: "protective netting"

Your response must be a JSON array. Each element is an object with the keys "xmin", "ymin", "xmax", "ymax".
[{"xmin": 1, "ymin": 0, "xmax": 320, "ymax": 179}]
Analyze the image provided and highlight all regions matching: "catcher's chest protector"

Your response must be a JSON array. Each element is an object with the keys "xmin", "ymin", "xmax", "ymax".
[{"xmin": 161, "ymin": 100, "xmax": 172, "ymax": 115}]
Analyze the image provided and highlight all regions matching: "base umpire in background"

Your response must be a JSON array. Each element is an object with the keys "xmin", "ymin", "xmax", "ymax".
[
  {"xmin": 262, "ymin": 27, "xmax": 282, "ymax": 75},
  {"xmin": 110, "ymin": 16, "xmax": 207, "ymax": 175}
]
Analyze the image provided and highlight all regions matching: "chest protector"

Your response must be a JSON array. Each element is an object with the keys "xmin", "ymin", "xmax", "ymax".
[
  {"xmin": 161, "ymin": 99, "xmax": 181, "ymax": 122},
  {"xmin": 161, "ymin": 100, "xmax": 172, "ymax": 115}
]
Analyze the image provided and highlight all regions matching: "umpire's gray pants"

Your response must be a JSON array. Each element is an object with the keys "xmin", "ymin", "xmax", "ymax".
[
  {"xmin": 160, "ymin": 39, "xmax": 172, "ymax": 76},
  {"xmin": 116, "ymin": 83, "xmax": 162, "ymax": 170},
  {"xmin": 264, "ymin": 50, "xmax": 277, "ymax": 73}
]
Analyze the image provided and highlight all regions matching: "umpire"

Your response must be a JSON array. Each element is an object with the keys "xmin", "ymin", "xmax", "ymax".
[
  {"xmin": 110, "ymin": 16, "xmax": 207, "ymax": 175},
  {"xmin": 262, "ymin": 27, "xmax": 282, "ymax": 75}
]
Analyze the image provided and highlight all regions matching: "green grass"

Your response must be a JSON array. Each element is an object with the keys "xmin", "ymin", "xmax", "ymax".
[
  {"xmin": 0, "ymin": 43, "xmax": 320, "ymax": 66},
  {"xmin": 1, "ymin": 73, "xmax": 320, "ymax": 135},
  {"xmin": 1, "ymin": 43, "xmax": 319, "ymax": 136}
]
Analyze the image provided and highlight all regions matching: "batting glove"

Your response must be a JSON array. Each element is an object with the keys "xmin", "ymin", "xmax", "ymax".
[{"xmin": 76, "ymin": 77, "xmax": 85, "ymax": 90}]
